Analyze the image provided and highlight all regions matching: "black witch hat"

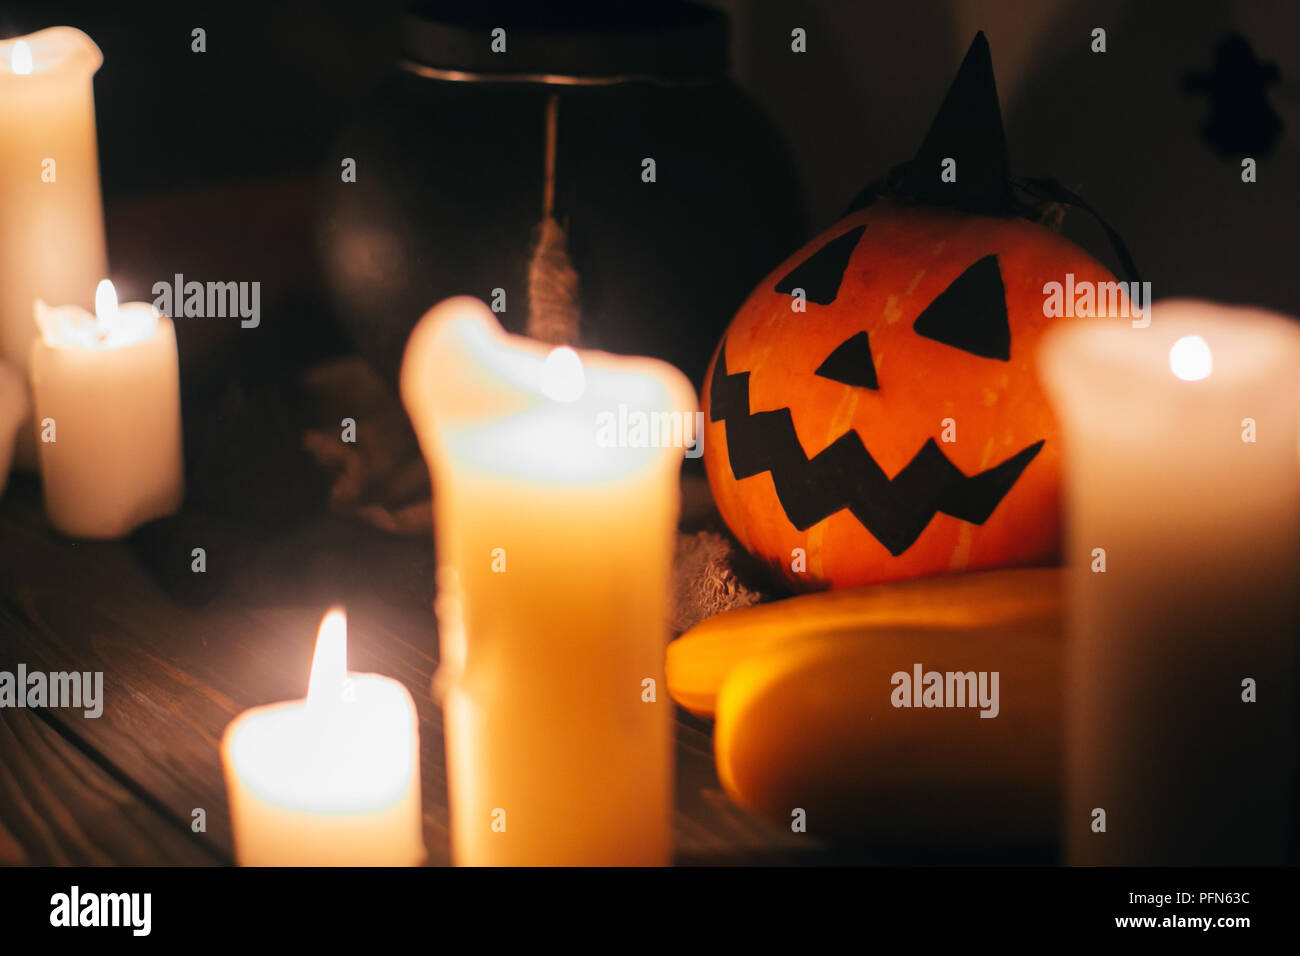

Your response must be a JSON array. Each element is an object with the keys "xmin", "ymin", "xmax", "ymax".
[{"xmin": 846, "ymin": 32, "xmax": 1139, "ymax": 282}]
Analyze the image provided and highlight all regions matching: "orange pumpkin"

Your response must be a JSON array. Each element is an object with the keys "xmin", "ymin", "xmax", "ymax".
[
  {"xmin": 702, "ymin": 33, "xmax": 1134, "ymax": 593},
  {"xmin": 702, "ymin": 201, "xmax": 1122, "ymax": 592}
]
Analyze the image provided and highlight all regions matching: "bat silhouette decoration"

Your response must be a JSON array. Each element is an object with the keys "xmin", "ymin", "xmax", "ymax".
[{"xmin": 701, "ymin": 33, "xmax": 1133, "ymax": 591}]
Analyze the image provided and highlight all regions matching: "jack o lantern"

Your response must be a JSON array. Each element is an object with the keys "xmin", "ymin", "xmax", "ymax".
[{"xmin": 703, "ymin": 34, "xmax": 1135, "ymax": 592}]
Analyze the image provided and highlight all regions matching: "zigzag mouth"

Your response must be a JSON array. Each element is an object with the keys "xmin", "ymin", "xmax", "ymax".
[{"xmin": 709, "ymin": 341, "xmax": 1044, "ymax": 556}]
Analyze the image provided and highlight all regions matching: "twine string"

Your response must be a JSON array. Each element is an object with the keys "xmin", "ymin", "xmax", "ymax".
[{"xmin": 526, "ymin": 93, "xmax": 581, "ymax": 345}]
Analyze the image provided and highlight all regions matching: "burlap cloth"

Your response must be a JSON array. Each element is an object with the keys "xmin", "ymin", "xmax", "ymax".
[{"xmin": 301, "ymin": 358, "xmax": 765, "ymax": 635}]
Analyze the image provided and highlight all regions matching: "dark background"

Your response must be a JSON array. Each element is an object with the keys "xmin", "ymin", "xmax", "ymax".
[{"xmin": 3, "ymin": 0, "xmax": 1297, "ymax": 381}]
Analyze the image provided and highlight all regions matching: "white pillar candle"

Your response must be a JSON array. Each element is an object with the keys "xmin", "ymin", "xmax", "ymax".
[
  {"xmin": 0, "ymin": 28, "xmax": 108, "ymax": 373},
  {"xmin": 221, "ymin": 609, "xmax": 426, "ymax": 866},
  {"xmin": 1040, "ymin": 299, "xmax": 1300, "ymax": 865},
  {"xmin": 401, "ymin": 296, "xmax": 697, "ymax": 866},
  {"xmin": 30, "ymin": 279, "xmax": 183, "ymax": 538}
]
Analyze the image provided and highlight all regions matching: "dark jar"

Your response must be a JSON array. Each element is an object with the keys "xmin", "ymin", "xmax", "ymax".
[{"xmin": 315, "ymin": 0, "xmax": 801, "ymax": 387}]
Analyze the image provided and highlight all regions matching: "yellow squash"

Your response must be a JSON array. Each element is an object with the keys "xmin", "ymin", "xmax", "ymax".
[
  {"xmin": 714, "ymin": 618, "xmax": 1061, "ymax": 849},
  {"xmin": 667, "ymin": 567, "xmax": 1061, "ymax": 717}
]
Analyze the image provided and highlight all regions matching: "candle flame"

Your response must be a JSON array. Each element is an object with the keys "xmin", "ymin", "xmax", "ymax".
[
  {"xmin": 540, "ymin": 346, "xmax": 584, "ymax": 402},
  {"xmin": 94, "ymin": 279, "xmax": 119, "ymax": 325},
  {"xmin": 307, "ymin": 608, "xmax": 349, "ymax": 706},
  {"xmin": 1169, "ymin": 334, "xmax": 1212, "ymax": 382},
  {"xmin": 11, "ymin": 41, "xmax": 32, "ymax": 75}
]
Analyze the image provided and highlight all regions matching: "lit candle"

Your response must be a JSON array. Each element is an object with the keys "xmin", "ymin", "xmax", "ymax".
[
  {"xmin": 0, "ymin": 28, "xmax": 108, "ymax": 375},
  {"xmin": 1039, "ymin": 299, "xmax": 1300, "ymax": 865},
  {"xmin": 30, "ymin": 280, "xmax": 183, "ymax": 538},
  {"xmin": 401, "ymin": 296, "xmax": 697, "ymax": 866},
  {"xmin": 221, "ymin": 609, "xmax": 426, "ymax": 866}
]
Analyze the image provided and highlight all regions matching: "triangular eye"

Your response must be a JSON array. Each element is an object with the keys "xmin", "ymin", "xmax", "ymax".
[
  {"xmin": 775, "ymin": 225, "xmax": 866, "ymax": 305},
  {"xmin": 912, "ymin": 254, "xmax": 1010, "ymax": 360},
  {"xmin": 815, "ymin": 331, "xmax": 879, "ymax": 390}
]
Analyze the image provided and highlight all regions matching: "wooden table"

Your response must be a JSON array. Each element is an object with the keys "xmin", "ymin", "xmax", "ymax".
[{"xmin": 0, "ymin": 473, "xmax": 824, "ymax": 866}]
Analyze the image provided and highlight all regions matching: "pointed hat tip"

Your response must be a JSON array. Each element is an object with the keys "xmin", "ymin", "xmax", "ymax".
[
  {"xmin": 897, "ymin": 30, "xmax": 1012, "ymax": 215},
  {"xmin": 956, "ymin": 30, "xmax": 996, "ymax": 92}
]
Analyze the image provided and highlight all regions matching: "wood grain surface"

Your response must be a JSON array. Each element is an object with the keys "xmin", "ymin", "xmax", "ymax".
[{"xmin": 0, "ymin": 475, "xmax": 817, "ymax": 866}]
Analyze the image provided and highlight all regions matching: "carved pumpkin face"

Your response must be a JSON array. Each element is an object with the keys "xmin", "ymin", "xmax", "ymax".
[{"xmin": 703, "ymin": 201, "xmax": 1124, "ymax": 591}]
